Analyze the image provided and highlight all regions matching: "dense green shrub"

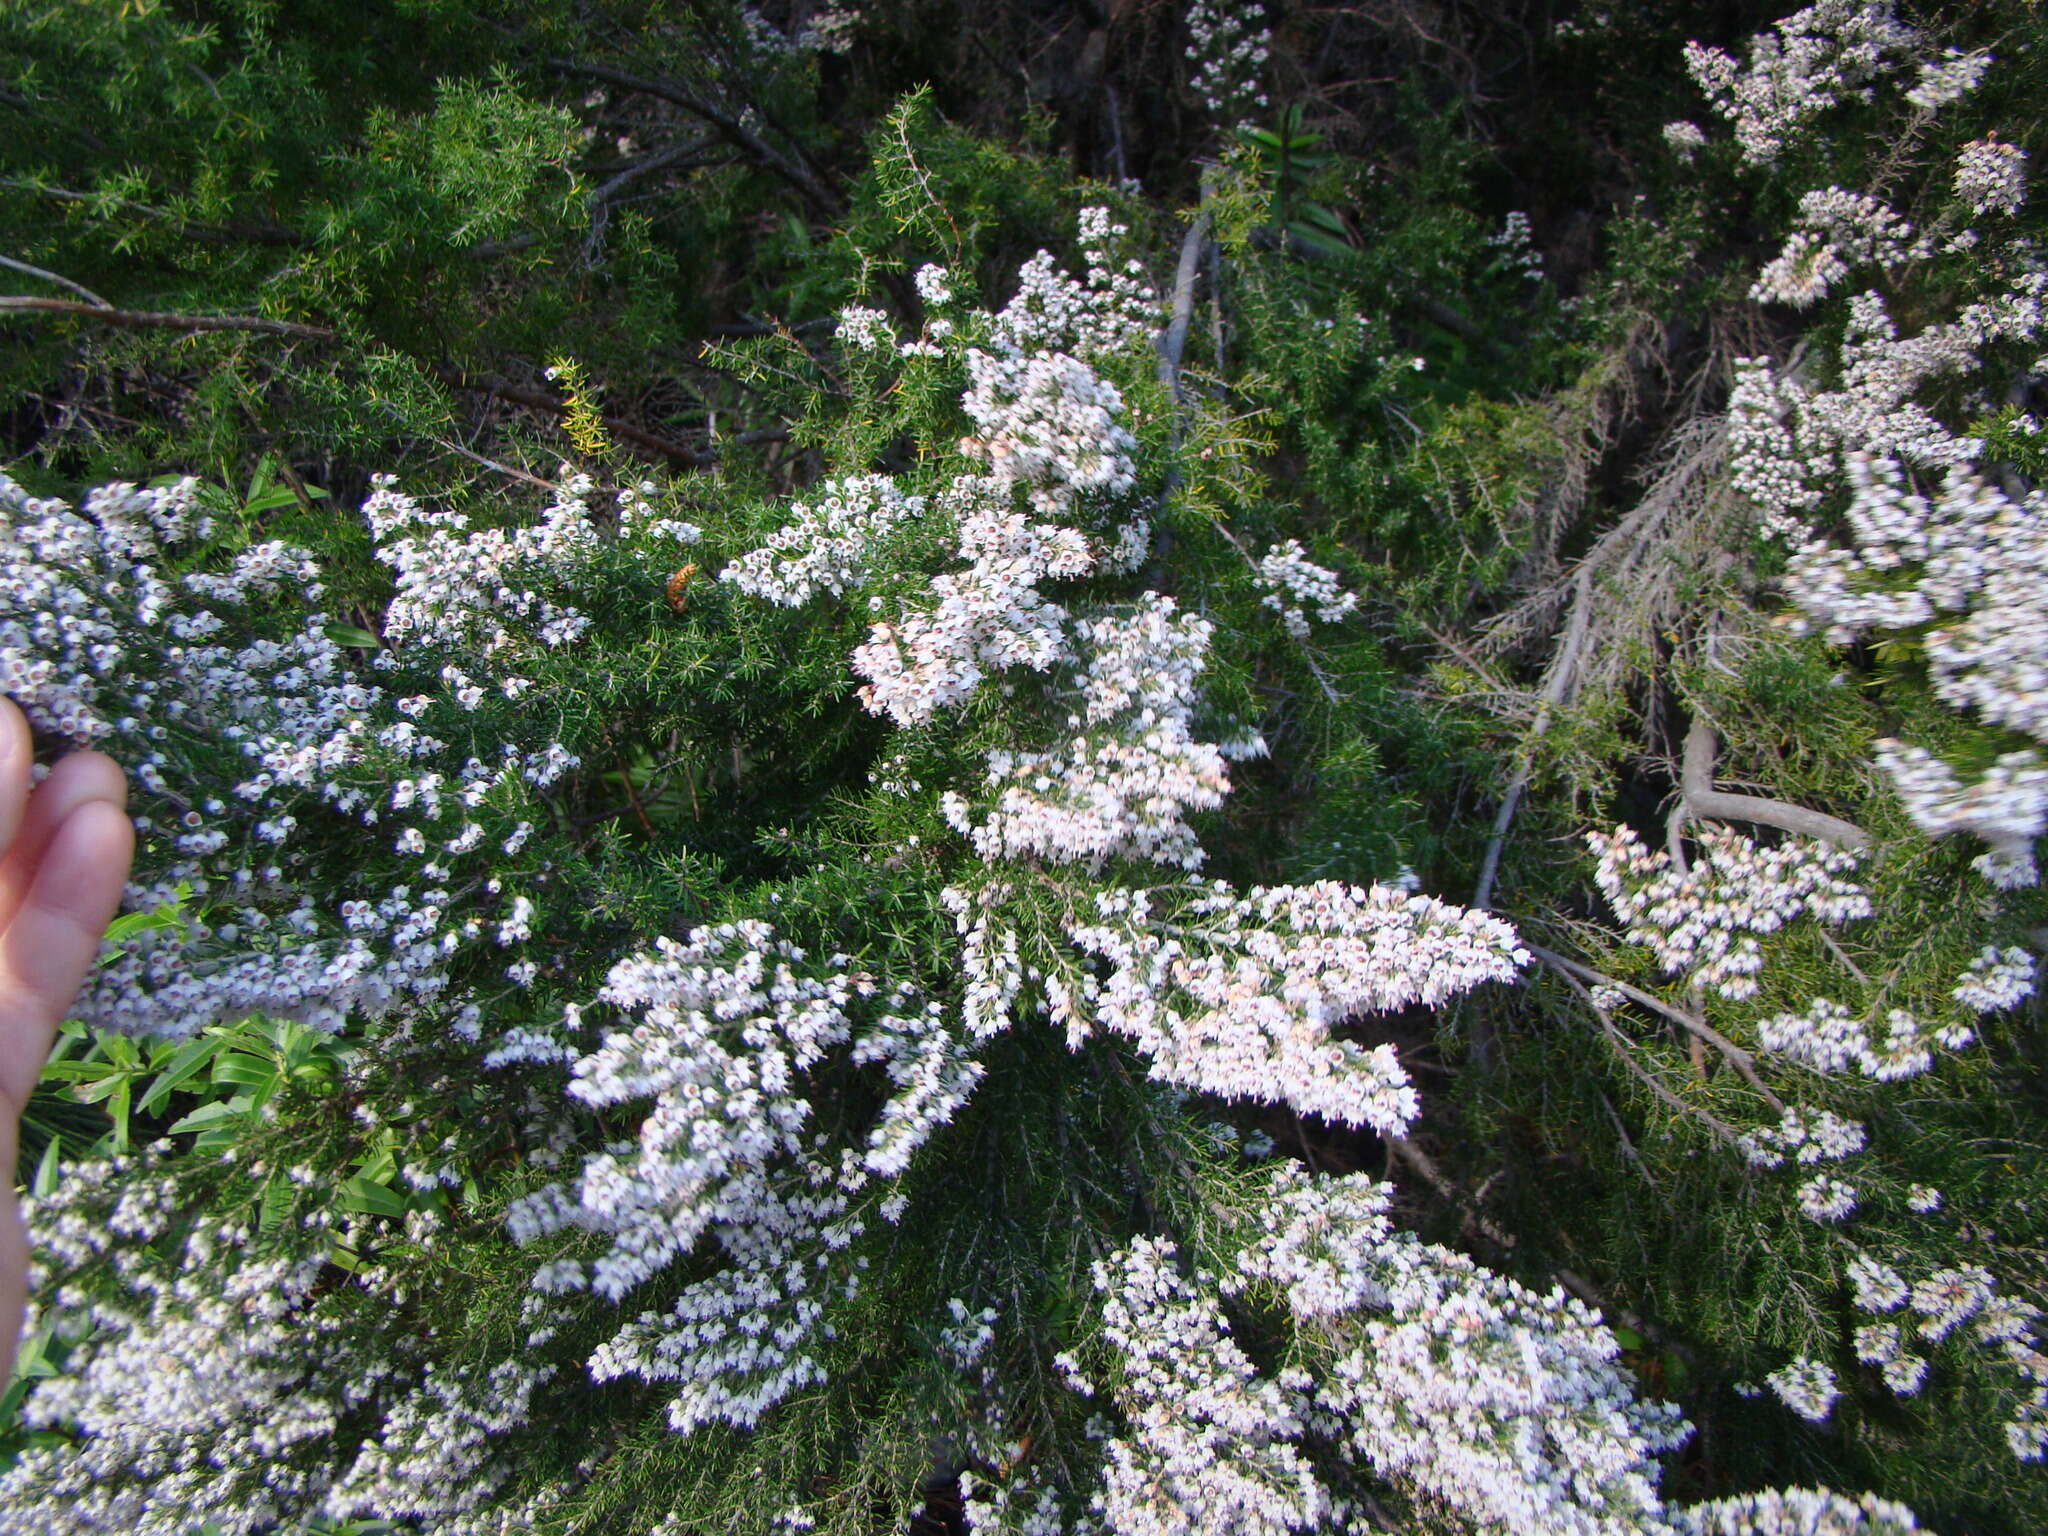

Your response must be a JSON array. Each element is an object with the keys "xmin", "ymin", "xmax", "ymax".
[{"xmin": 3, "ymin": 2, "xmax": 2046, "ymax": 1532}]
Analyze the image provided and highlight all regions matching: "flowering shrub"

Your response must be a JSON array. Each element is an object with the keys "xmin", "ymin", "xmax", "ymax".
[{"xmin": 5, "ymin": 0, "xmax": 2047, "ymax": 1530}]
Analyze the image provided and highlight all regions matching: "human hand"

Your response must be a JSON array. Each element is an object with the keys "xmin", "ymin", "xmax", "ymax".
[{"xmin": 0, "ymin": 697, "xmax": 132, "ymax": 1384}]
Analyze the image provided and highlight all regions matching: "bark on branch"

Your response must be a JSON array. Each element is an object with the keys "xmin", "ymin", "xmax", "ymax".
[
  {"xmin": 0, "ymin": 257, "xmax": 110, "ymax": 309},
  {"xmin": 1524, "ymin": 942, "xmax": 1785, "ymax": 1114},
  {"xmin": 1156, "ymin": 211, "xmax": 1211, "ymax": 401},
  {"xmin": 1472, "ymin": 562, "xmax": 1593, "ymax": 911},
  {"xmin": 0, "ymin": 295, "xmax": 337, "ymax": 340},
  {"xmin": 1680, "ymin": 717, "xmax": 1870, "ymax": 851},
  {"xmin": 1, "ymin": 179, "xmax": 307, "ymax": 247}
]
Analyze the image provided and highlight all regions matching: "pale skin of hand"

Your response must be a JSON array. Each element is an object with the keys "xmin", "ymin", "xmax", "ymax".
[{"xmin": 0, "ymin": 697, "xmax": 133, "ymax": 1385}]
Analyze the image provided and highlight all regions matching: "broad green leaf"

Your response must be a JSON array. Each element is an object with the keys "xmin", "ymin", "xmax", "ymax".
[
  {"xmin": 32, "ymin": 1137, "xmax": 62, "ymax": 1199},
  {"xmin": 338, "ymin": 1177, "xmax": 408, "ymax": 1220},
  {"xmin": 212, "ymin": 1053, "xmax": 284, "ymax": 1091},
  {"xmin": 136, "ymin": 1033, "xmax": 227, "ymax": 1116},
  {"xmin": 164, "ymin": 1099, "xmax": 249, "ymax": 1136}
]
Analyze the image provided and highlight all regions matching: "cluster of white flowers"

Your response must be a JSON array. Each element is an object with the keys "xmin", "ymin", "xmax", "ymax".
[
  {"xmin": 1682, "ymin": 1, "xmax": 1919, "ymax": 165},
  {"xmin": 0, "ymin": 473, "xmax": 210, "ymax": 744},
  {"xmin": 367, "ymin": 470, "xmax": 674, "ymax": 655},
  {"xmin": 849, "ymin": 999, "xmax": 985, "ymax": 1177},
  {"xmin": 1091, "ymin": 1236, "xmax": 1326, "ymax": 1536},
  {"xmin": 1953, "ymin": 943, "xmax": 2036, "ymax": 1013},
  {"xmin": 794, "ymin": 3, "xmax": 859, "ymax": 53},
  {"xmin": 506, "ymin": 920, "xmax": 862, "ymax": 1295},
  {"xmin": 1228, "ymin": 1166, "xmax": 1396, "ymax": 1318},
  {"xmin": 1662, "ymin": 119, "xmax": 1709, "ymax": 159},
  {"xmin": 962, "ymin": 345, "xmax": 1138, "ymax": 510},
  {"xmin": 1752, "ymin": 231, "xmax": 1851, "ymax": 312},
  {"xmin": 0, "ymin": 472, "xmax": 592, "ymax": 1045},
  {"xmin": 777, "ymin": 216, "xmax": 1152, "ymax": 746},
  {"xmin": 852, "ymin": 479, "xmax": 1086, "ymax": 725},
  {"xmin": 832, "ymin": 218, "xmax": 1160, "ymax": 728},
  {"xmin": 0, "ymin": 1147, "xmax": 552, "ymax": 1534},
  {"xmin": 1850, "ymin": 1251, "xmax": 1909, "ymax": 1311},
  {"xmin": 942, "ymin": 595, "xmax": 1248, "ymax": 870},
  {"xmin": 507, "ymin": 921, "xmax": 985, "ymax": 1432},
  {"xmin": 835, "ymin": 304, "xmax": 894, "ymax": 351},
  {"xmin": 1681, "ymin": 60, "xmax": 2048, "ymax": 1465},
  {"xmin": 1955, "ymin": 136, "xmax": 2027, "ymax": 217},
  {"xmin": 1907, "ymin": 1263, "xmax": 1999, "ymax": 1343},
  {"xmin": 720, "ymin": 474, "xmax": 927, "ymax": 605},
  {"xmin": 1254, "ymin": 539, "xmax": 1359, "ymax": 640},
  {"xmin": 1229, "ymin": 1167, "xmax": 1687, "ymax": 1535},
  {"xmin": 663, "ymin": 208, "xmax": 1549, "ymax": 1512},
  {"xmin": 914, "ymin": 262, "xmax": 953, "ymax": 308},
  {"xmin": 1485, "ymin": 210, "xmax": 1546, "ymax": 282},
  {"xmin": 1184, "ymin": 0, "xmax": 1271, "ymax": 131},
  {"xmin": 1752, "ymin": 188, "xmax": 1928, "ymax": 309},
  {"xmin": 1874, "ymin": 740, "xmax": 2048, "ymax": 888},
  {"xmin": 320, "ymin": 1358, "xmax": 557, "ymax": 1525},
  {"xmin": 1796, "ymin": 1175, "xmax": 1859, "ymax": 1223},
  {"xmin": 1903, "ymin": 47, "xmax": 1992, "ymax": 110},
  {"xmin": 1853, "ymin": 1320, "xmax": 1929, "ymax": 1394},
  {"xmin": 1754, "ymin": 996, "xmax": 1975, "ymax": 1080},
  {"xmin": 1735, "ymin": 279, "xmax": 2048, "ymax": 515},
  {"xmin": 582, "ymin": 1168, "xmax": 853, "ymax": 1434},
  {"xmin": 1678, "ymin": 1487, "xmax": 1924, "ymax": 1535},
  {"xmin": 1842, "ymin": 1246, "xmax": 2047, "ymax": 1448},
  {"xmin": 1739, "ymin": 1105, "xmax": 1868, "ymax": 1168},
  {"xmin": 985, "ymin": 210, "xmax": 1159, "ymax": 369},
  {"xmin": 1755, "ymin": 996, "xmax": 1868, "ymax": 1074},
  {"xmin": 1588, "ymin": 824, "xmax": 1871, "ymax": 999},
  {"xmin": 1068, "ymin": 881, "xmax": 1526, "ymax": 1132},
  {"xmin": 942, "ymin": 882, "xmax": 1029, "ymax": 1039},
  {"xmin": 0, "ymin": 1210, "xmax": 338, "ymax": 1531},
  {"xmin": 1765, "ymin": 1355, "xmax": 1842, "ymax": 1421},
  {"xmin": 740, "ymin": 3, "xmax": 860, "ymax": 56},
  {"xmin": 1785, "ymin": 458, "xmax": 2048, "ymax": 740}
]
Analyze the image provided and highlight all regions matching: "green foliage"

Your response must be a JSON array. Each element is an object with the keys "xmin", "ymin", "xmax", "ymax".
[{"xmin": 6, "ymin": 1, "xmax": 2048, "ymax": 1531}]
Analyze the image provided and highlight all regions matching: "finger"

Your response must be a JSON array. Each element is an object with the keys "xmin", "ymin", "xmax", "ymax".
[
  {"xmin": 0, "ymin": 798, "xmax": 135, "ymax": 1115},
  {"xmin": 0, "ymin": 1142, "xmax": 24, "ymax": 1386},
  {"xmin": 0, "ymin": 749, "xmax": 128, "ymax": 943},
  {"xmin": 0, "ymin": 699, "xmax": 28, "ymax": 864}
]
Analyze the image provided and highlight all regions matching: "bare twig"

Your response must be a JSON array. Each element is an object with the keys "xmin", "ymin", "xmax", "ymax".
[
  {"xmin": 547, "ymin": 59, "xmax": 840, "ymax": 218},
  {"xmin": 1473, "ymin": 562, "xmax": 1593, "ymax": 911},
  {"xmin": 1387, "ymin": 1136, "xmax": 1519, "ymax": 1251},
  {"xmin": 1102, "ymin": 84, "xmax": 1128, "ymax": 186},
  {"xmin": 1598, "ymin": 1091, "xmax": 1661, "ymax": 1192},
  {"xmin": 1156, "ymin": 211, "xmax": 1212, "ymax": 400},
  {"xmin": 584, "ymin": 136, "xmax": 722, "ymax": 267},
  {"xmin": 1679, "ymin": 716, "xmax": 1870, "ymax": 850},
  {"xmin": 0, "ymin": 295, "xmax": 335, "ymax": 339},
  {"xmin": 1, "ymin": 178, "xmax": 305, "ymax": 247},
  {"xmin": 1545, "ymin": 960, "xmax": 1743, "ymax": 1144},
  {"xmin": 1818, "ymin": 928, "xmax": 1873, "ymax": 987},
  {"xmin": 1554, "ymin": 1268, "xmax": 1689, "ymax": 1357},
  {"xmin": 427, "ymin": 437, "xmax": 562, "ymax": 492},
  {"xmin": 1524, "ymin": 942, "xmax": 1785, "ymax": 1115},
  {"xmin": 0, "ymin": 257, "xmax": 110, "ymax": 309}
]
